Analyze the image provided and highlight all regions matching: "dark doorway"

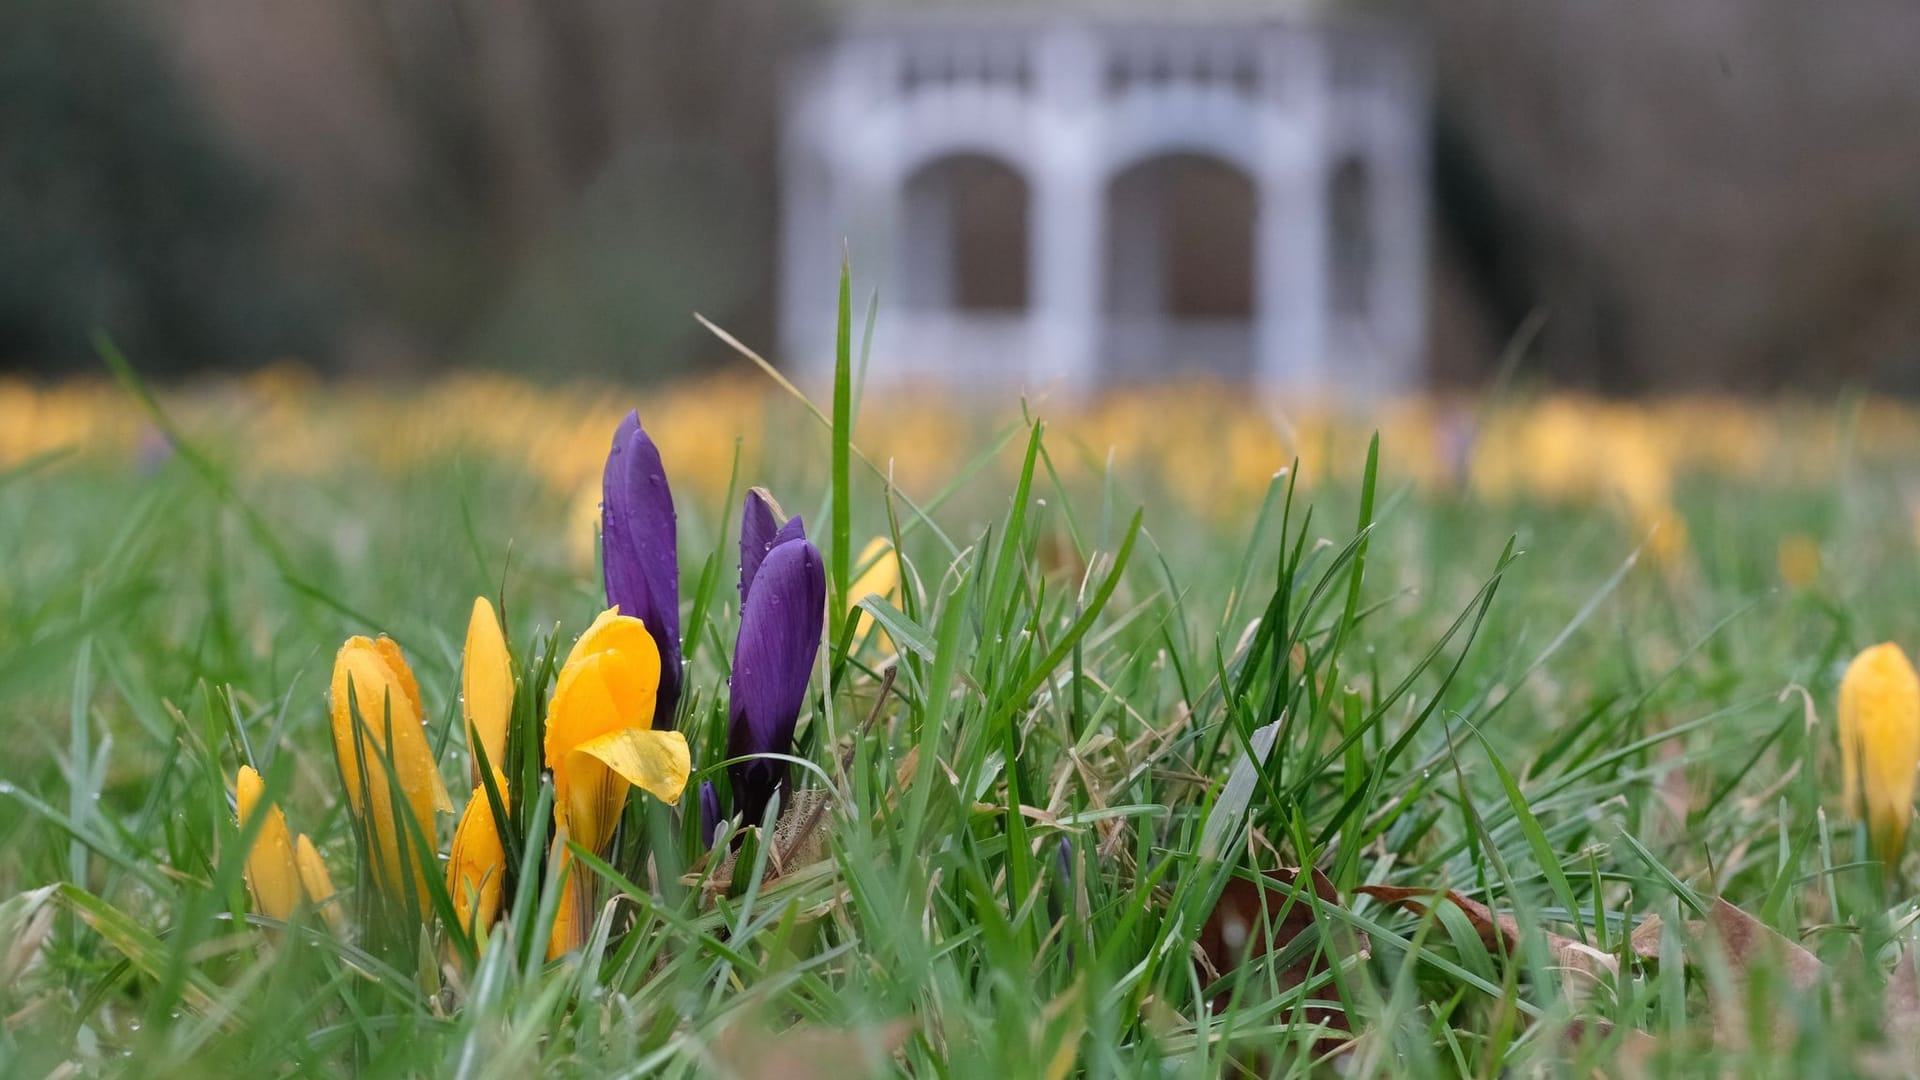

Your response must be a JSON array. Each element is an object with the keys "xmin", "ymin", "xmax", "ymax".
[
  {"xmin": 899, "ymin": 154, "xmax": 1030, "ymax": 312},
  {"xmin": 1329, "ymin": 156, "xmax": 1374, "ymax": 321},
  {"xmin": 1102, "ymin": 153, "xmax": 1257, "ymax": 380}
]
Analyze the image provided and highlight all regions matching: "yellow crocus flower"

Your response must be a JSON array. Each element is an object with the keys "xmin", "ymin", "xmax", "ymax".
[
  {"xmin": 455, "ymin": 598, "xmax": 515, "ymax": 948},
  {"xmin": 447, "ymin": 785, "xmax": 508, "ymax": 941},
  {"xmin": 543, "ymin": 609, "xmax": 690, "ymax": 957},
  {"xmin": 463, "ymin": 597, "xmax": 514, "ymax": 784},
  {"xmin": 235, "ymin": 765, "xmax": 301, "ymax": 921},
  {"xmin": 1840, "ymin": 642, "xmax": 1920, "ymax": 866},
  {"xmin": 329, "ymin": 636, "xmax": 454, "ymax": 906}
]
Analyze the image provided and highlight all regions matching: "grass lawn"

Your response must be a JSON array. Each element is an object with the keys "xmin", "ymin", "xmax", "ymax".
[{"xmin": 4, "ymin": 346, "xmax": 1920, "ymax": 1077}]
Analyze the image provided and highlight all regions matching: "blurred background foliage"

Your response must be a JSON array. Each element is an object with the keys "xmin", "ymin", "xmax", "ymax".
[
  {"xmin": 4, "ymin": 0, "xmax": 1920, "ymax": 389},
  {"xmin": 0, "ymin": 0, "xmax": 321, "ymax": 375}
]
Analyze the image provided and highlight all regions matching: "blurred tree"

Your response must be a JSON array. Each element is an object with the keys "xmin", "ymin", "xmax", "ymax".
[
  {"xmin": 1426, "ymin": 0, "xmax": 1920, "ymax": 392},
  {"xmin": 163, "ymin": 0, "xmax": 812, "ymax": 378},
  {"xmin": 0, "ymin": 0, "xmax": 319, "ymax": 374}
]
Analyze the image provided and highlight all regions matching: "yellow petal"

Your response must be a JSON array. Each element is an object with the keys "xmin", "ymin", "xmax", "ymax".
[
  {"xmin": 293, "ymin": 834, "xmax": 335, "ymax": 903},
  {"xmin": 294, "ymin": 834, "xmax": 344, "ymax": 934},
  {"xmin": 849, "ymin": 537, "xmax": 900, "ymax": 645},
  {"xmin": 547, "ymin": 655, "xmax": 622, "ymax": 849},
  {"xmin": 575, "ymin": 607, "xmax": 655, "ymax": 667},
  {"xmin": 448, "ymin": 788, "xmax": 508, "ymax": 941},
  {"xmin": 329, "ymin": 635, "xmax": 453, "ymax": 904},
  {"xmin": 1839, "ymin": 642, "xmax": 1920, "ymax": 865},
  {"xmin": 569, "ymin": 728, "xmax": 691, "ymax": 809},
  {"xmin": 463, "ymin": 597, "xmax": 514, "ymax": 785},
  {"xmin": 849, "ymin": 537, "xmax": 899, "ymax": 612},
  {"xmin": 546, "ymin": 613, "xmax": 661, "ymax": 760},
  {"xmin": 547, "ymin": 867, "xmax": 589, "ymax": 961},
  {"xmin": 236, "ymin": 766, "xmax": 301, "ymax": 921},
  {"xmin": 372, "ymin": 635, "xmax": 426, "ymax": 729}
]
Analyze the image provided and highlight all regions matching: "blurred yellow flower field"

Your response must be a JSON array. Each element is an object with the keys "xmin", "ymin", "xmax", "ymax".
[{"xmin": 9, "ymin": 370, "xmax": 1920, "ymax": 530}]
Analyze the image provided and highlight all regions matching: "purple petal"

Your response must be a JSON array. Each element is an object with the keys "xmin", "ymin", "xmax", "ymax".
[
  {"xmin": 769, "ymin": 517, "xmax": 807, "ymax": 562},
  {"xmin": 726, "ymin": 537, "xmax": 825, "ymax": 827},
  {"xmin": 601, "ymin": 411, "xmax": 682, "ymax": 729},
  {"xmin": 740, "ymin": 489, "xmax": 809, "ymax": 603},
  {"xmin": 699, "ymin": 781, "xmax": 724, "ymax": 850}
]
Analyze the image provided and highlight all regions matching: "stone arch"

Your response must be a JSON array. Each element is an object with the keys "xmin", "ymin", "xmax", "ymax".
[
  {"xmin": 887, "ymin": 92, "xmax": 1037, "ymax": 191},
  {"xmin": 1101, "ymin": 151, "xmax": 1258, "ymax": 380},
  {"xmin": 1099, "ymin": 92, "xmax": 1267, "ymax": 182}
]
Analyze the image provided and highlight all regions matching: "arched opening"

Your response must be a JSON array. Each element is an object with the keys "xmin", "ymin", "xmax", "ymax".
[
  {"xmin": 1102, "ymin": 152, "xmax": 1257, "ymax": 380},
  {"xmin": 898, "ymin": 154, "xmax": 1030, "ymax": 313},
  {"xmin": 1328, "ymin": 156, "xmax": 1374, "ymax": 322}
]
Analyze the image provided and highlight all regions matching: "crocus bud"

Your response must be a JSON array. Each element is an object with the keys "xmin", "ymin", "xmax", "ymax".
[
  {"xmin": 293, "ymin": 834, "xmax": 343, "ymax": 933},
  {"xmin": 601, "ymin": 411, "xmax": 682, "ymax": 730},
  {"xmin": 236, "ymin": 765, "xmax": 301, "ymax": 921},
  {"xmin": 1840, "ymin": 642, "xmax": 1920, "ymax": 866},
  {"xmin": 448, "ymin": 787, "xmax": 507, "ymax": 942},
  {"xmin": 544, "ymin": 609, "xmax": 691, "ymax": 956},
  {"xmin": 699, "ymin": 781, "xmax": 725, "ymax": 849},
  {"xmin": 463, "ymin": 597, "xmax": 514, "ymax": 784},
  {"xmin": 329, "ymin": 636, "xmax": 454, "ymax": 907},
  {"xmin": 727, "ymin": 510, "xmax": 827, "ymax": 831}
]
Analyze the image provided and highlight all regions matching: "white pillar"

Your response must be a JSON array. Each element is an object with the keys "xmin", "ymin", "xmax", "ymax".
[
  {"xmin": 1030, "ymin": 26, "xmax": 1104, "ymax": 391},
  {"xmin": 1255, "ymin": 36, "xmax": 1329, "ymax": 393},
  {"xmin": 1372, "ymin": 55, "xmax": 1429, "ymax": 394},
  {"xmin": 778, "ymin": 58, "xmax": 835, "ymax": 379},
  {"xmin": 784, "ymin": 35, "xmax": 905, "ymax": 384}
]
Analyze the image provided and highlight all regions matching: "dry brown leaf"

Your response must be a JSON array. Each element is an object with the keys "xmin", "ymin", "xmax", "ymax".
[
  {"xmin": 1626, "ymin": 910, "xmax": 1667, "ymax": 961},
  {"xmin": 1693, "ymin": 899, "xmax": 1824, "ymax": 1054},
  {"xmin": 1700, "ymin": 898, "xmax": 1825, "ymax": 992},
  {"xmin": 1353, "ymin": 884, "xmax": 1617, "ymax": 996},
  {"xmin": 1626, "ymin": 899, "xmax": 1833, "ymax": 1055},
  {"xmin": 1628, "ymin": 899, "xmax": 1822, "ymax": 990},
  {"xmin": 711, "ymin": 1018, "xmax": 914, "ymax": 1080},
  {"xmin": 1196, "ymin": 867, "xmax": 1366, "ymax": 1057}
]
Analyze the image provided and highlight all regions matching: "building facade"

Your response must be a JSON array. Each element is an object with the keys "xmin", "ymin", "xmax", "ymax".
[{"xmin": 780, "ymin": 14, "xmax": 1428, "ymax": 393}]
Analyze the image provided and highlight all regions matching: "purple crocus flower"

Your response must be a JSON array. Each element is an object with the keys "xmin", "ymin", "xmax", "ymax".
[
  {"xmin": 723, "ymin": 492, "xmax": 826, "ymax": 833},
  {"xmin": 601, "ymin": 411, "xmax": 681, "ymax": 730}
]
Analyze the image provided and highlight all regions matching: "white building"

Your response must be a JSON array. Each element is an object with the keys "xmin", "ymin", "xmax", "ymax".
[{"xmin": 779, "ymin": 12, "xmax": 1429, "ymax": 394}]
